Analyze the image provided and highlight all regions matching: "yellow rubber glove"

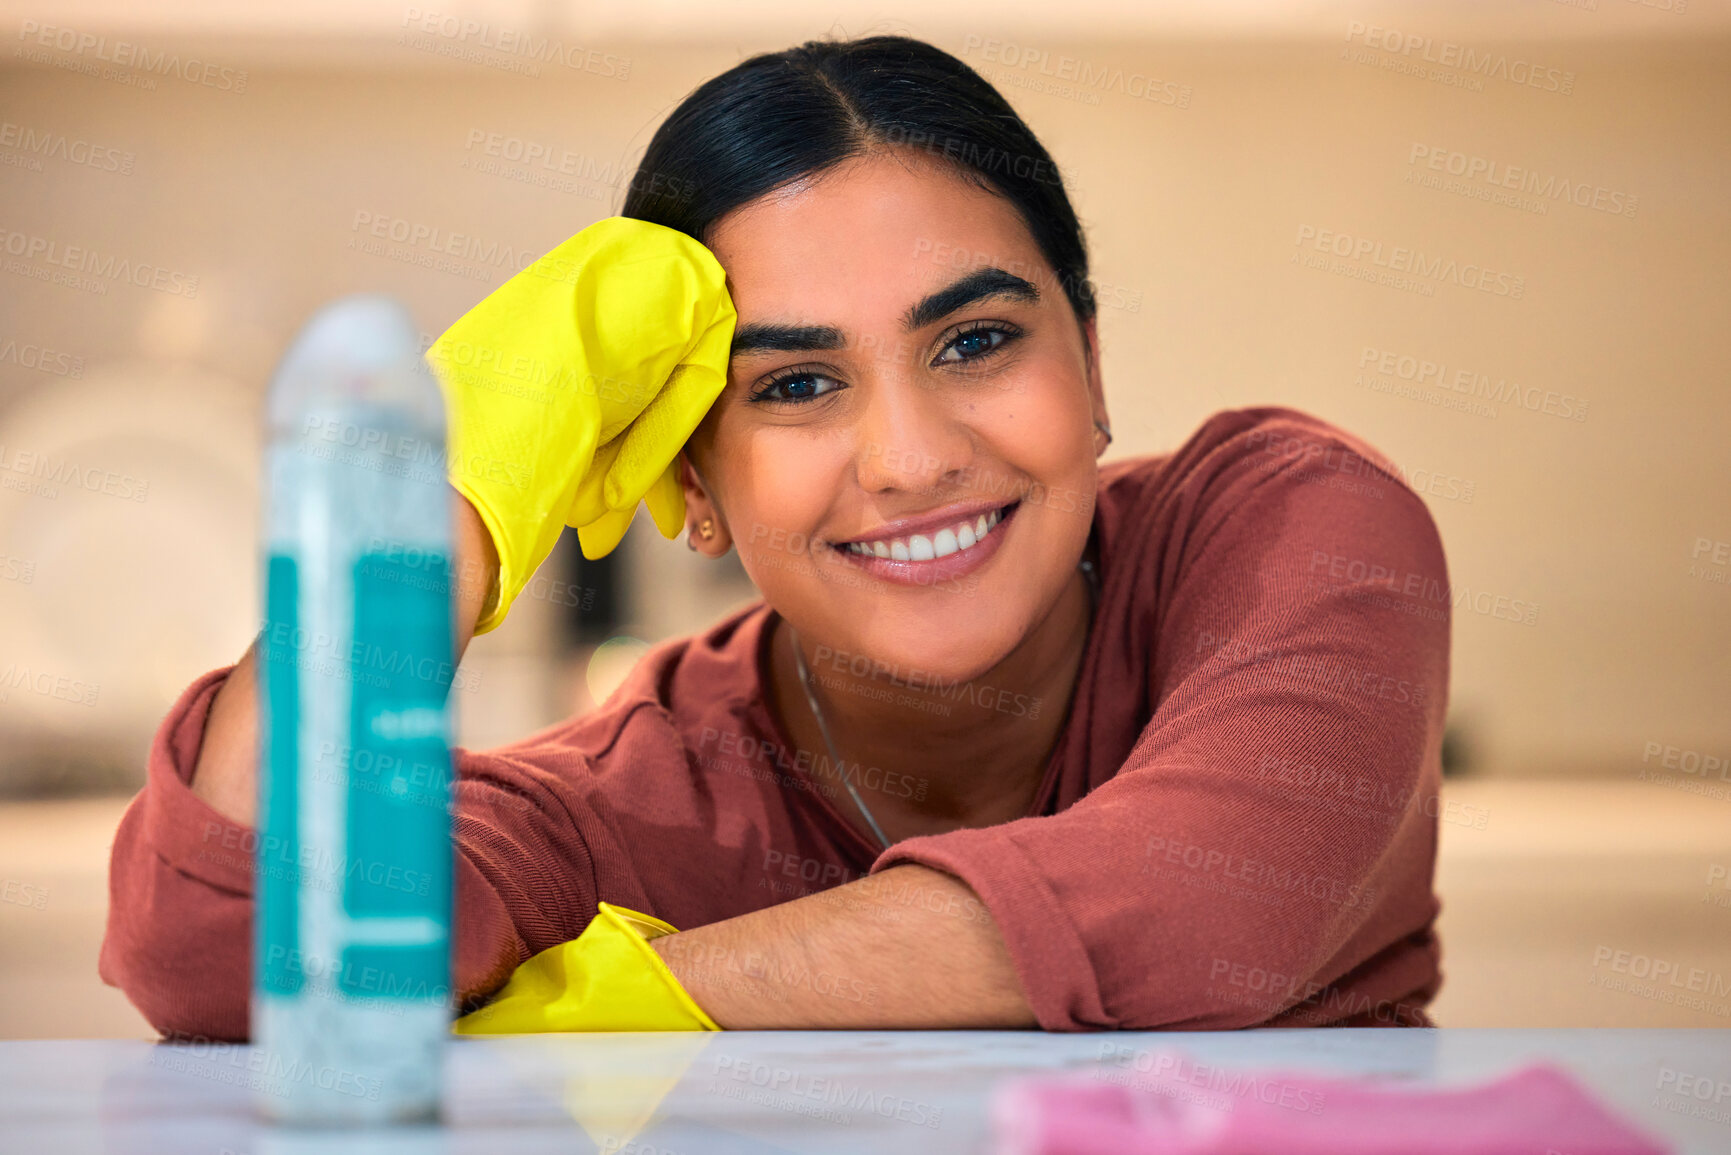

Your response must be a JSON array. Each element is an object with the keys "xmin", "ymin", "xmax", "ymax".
[
  {"xmin": 452, "ymin": 902, "xmax": 721, "ymax": 1034},
  {"xmin": 425, "ymin": 217, "xmax": 736, "ymax": 634}
]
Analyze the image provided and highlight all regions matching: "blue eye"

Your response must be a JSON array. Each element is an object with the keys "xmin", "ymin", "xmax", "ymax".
[
  {"xmin": 747, "ymin": 369, "xmax": 842, "ymax": 405},
  {"xmin": 933, "ymin": 323, "xmax": 1019, "ymax": 365}
]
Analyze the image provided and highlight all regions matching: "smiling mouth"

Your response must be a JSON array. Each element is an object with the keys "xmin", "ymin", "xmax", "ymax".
[{"xmin": 835, "ymin": 501, "xmax": 1020, "ymax": 562}]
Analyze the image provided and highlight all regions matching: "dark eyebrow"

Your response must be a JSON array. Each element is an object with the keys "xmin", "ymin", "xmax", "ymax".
[
  {"xmin": 728, "ymin": 266, "xmax": 1040, "ymax": 360},
  {"xmin": 904, "ymin": 266, "xmax": 1040, "ymax": 331},
  {"xmin": 728, "ymin": 322, "xmax": 845, "ymax": 359}
]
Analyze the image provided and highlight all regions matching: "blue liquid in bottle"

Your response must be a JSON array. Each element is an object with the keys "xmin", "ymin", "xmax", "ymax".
[{"xmin": 255, "ymin": 295, "xmax": 454, "ymax": 1124}]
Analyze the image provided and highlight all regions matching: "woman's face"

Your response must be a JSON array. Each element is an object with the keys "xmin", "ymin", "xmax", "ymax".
[{"xmin": 683, "ymin": 147, "xmax": 1107, "ymax": 682}]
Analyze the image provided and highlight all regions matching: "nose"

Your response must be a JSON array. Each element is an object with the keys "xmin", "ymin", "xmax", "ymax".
[{"xmin": 852, "ymin": 372, "xmax": 978, "ymax": 498}]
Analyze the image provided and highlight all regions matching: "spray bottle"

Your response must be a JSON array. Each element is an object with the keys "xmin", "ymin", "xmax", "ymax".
[{"xmin": 255, "ymin": 295, "xmax": 454, "ymax": 1124}]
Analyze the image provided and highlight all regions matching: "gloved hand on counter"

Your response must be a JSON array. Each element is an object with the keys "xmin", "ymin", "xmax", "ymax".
[
  {"xmin": 452, "ymin": 902, "xmax": 722, "ymax": 1033},
  {"xmin": 425, "ymin": 216, "xmax": 736, "ymax": 635}
]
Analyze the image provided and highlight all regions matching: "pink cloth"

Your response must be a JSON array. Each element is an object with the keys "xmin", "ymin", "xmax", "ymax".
[{"xmin": 991, "ymin": 1056, "xmax": 1671, "ymax": 1155}]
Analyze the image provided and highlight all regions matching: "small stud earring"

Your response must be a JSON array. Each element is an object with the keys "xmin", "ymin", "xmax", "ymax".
[
  {"xmin": 699, "ymin": 518, "xmax": 715, "ymax": 540},
  {"xmin": 1093, "ymin": 420, "xmax": 1113, "ymax": 450}
]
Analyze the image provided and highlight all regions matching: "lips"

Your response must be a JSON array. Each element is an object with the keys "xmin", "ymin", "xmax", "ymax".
[
  {"xmin": 829, "ymin": 500, "xmax": 1021, "ymax": 587},
  {"xmin": 838, "ymin": 502, "xmax": 1013, "ymax": 562}
]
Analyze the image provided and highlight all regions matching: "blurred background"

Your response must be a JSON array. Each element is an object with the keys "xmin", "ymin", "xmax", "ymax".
[{"xmin": 1, "ymin": 0, "xmax": 1727, "ymax": 1036}]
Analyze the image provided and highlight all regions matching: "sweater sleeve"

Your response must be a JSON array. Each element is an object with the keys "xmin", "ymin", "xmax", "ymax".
[
  {"xmin": 98, "ymin": 664, "xmax": 608, "ymax": 1042},
  {"xmin": 871, "ymin": 418, "xmax": 1451, "ymax": 1030}
]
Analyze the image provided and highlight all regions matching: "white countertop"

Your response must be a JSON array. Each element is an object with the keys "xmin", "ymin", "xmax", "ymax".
[{"xmin": 3, "ymin": 1029, "xmax": 1727, "ymax": 1154}]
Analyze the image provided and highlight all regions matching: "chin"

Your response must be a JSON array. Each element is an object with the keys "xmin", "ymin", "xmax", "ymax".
[{"xmin": 828, "ymin": 587, "xmax": 1035, "ymax": 684}]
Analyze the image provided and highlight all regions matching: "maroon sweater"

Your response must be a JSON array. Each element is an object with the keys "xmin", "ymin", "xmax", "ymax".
[{"xmin": 100, "ymin": 407, "xmax": 1449, "ymax": 1040}]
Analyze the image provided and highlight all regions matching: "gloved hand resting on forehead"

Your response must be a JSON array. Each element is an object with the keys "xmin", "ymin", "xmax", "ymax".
[{"xmin": 425, "ymin": 216, "xmax": 737, "ymax": 634}]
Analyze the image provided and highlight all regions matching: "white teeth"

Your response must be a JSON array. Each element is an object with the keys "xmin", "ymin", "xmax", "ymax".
[{"xmin": 845, "ymin": 504, "xmax": 1011, "ymax": 562}]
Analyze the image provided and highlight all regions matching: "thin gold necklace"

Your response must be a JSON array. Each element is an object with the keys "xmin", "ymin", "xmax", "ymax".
[
  {"xmin": 786, "ymin": 554, "xmax": 1099, "ymax": 852},
  {"xmin": 790, "ymin": 626, "xmax": 891, "ymax": 850}
]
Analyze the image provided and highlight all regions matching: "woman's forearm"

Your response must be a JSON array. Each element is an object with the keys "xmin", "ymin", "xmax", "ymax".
[{"xmin": 649, "ymin": 864, "xmax": 1038, "ymax": 1029}]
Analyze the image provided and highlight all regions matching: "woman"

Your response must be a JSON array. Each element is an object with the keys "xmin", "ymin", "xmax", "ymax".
[{"xmin": 101, "ymin": 34, "xmax": 1448, "ymax": 1039}]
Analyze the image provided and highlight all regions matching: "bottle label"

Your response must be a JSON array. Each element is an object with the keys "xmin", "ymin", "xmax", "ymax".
[
  {"xmin": 258, "ymin": 553, "xmax": 303, "ymax": 997},
  {"xmin": 256, "ymin": 549, "xmax": 454, "ymax": 1006},
  {"xmin": 341, "ymin": 550, "xmax": 453, "ymax": 1002}
]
